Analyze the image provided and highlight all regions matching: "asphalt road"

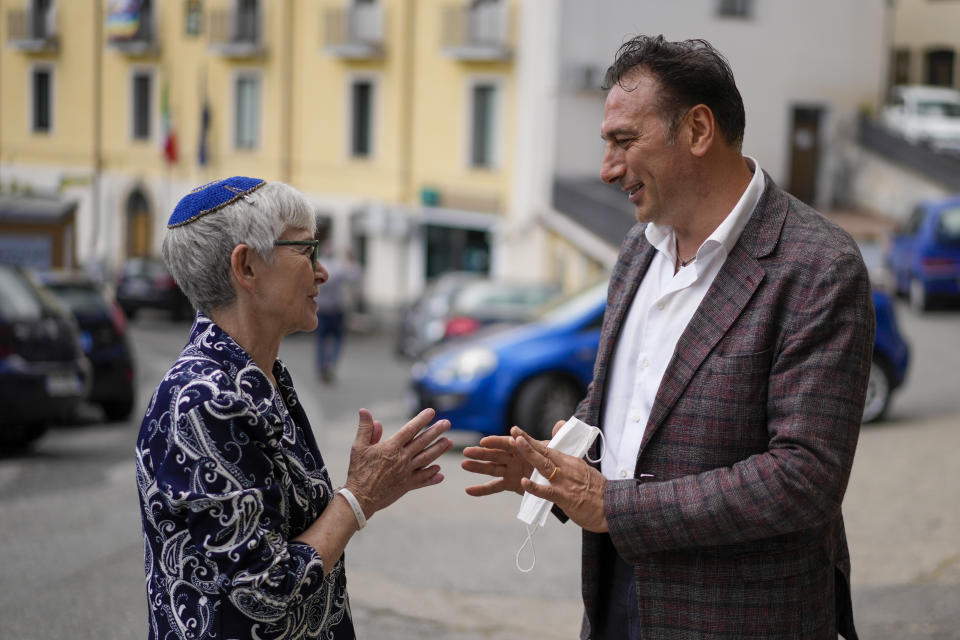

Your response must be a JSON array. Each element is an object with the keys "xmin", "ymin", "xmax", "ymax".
[{"xmin": 0, "ymin": 298, "xmax": 958, "ymax": 639}]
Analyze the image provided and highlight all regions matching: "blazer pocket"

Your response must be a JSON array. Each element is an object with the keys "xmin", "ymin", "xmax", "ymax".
[
  {"xmin": 705, "ymin": 348, "xmax": 772, "ymax": 375},
  {"xmin": 736, "ymin": 546, "xmax": 831, "ymax": 582}
]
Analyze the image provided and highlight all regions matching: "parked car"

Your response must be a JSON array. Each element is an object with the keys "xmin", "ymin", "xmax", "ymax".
[
  {"xmin": 116, "ymin": 256, "xmax": 192, "ymax": 320},
  {"xmin": 395, "ymin": 271, "xmax": 481, "ymax": 358},
  {"xmin": 0, "ymin": 263, "xmax": 91, "ymax": 448},
  {"xmin": 396, "ymin": 273, "xmax": 561, "ymax": 359},
  {"xmin": 865, "ymin": 289, "xmax": 910, "ymax": 423},
  {"xmin": 410, "ymin": 281, "xmax": 909, "ymax": 438},
  {"xmin": 886, "ymin": 195, "xmax": 960, "ymax": 311},
  {"xmin": 881, "ymin": 84, "xmax": 960, "ymax": 153},
  {"xmin": 37, "ymin": 271, "xmax": 136, "ymax": 421},
  {"xmin": 410, "ymin": 282, "xmax": 605, "ymax": 439}
]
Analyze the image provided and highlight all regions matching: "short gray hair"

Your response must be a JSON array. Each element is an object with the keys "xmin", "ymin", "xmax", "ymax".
[{"xmin": 162, "ymin": 181, "xmax": 317, "ymax": 315}]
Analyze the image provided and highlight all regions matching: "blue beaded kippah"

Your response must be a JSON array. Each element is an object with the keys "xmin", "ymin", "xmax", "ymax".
[{"xmin": 167, "ymin": 176, "xmax": 266, "ymax": 228}]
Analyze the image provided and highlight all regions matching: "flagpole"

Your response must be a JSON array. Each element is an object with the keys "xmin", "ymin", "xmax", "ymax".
[{"xmin": 165, "ymin": 67, "xmax": 170, "ymax": 239}]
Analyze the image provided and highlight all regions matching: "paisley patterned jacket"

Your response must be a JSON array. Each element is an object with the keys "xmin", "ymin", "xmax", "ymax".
[{"xmin": 136, "ymin": 314, "xmax": 355, "ymax": 640}]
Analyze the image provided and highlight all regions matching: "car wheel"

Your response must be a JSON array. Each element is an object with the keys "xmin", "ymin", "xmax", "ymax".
[
  {"xmin": 862, "ymin": 358, "xmax": 892, "ymax": 424},
  {"xmin": 909, "ymin": 278, "xmax": 929, "ymax": 312},
  {"xmin": 0, "ymin": 423, "xmax": 48, "ymax": 451},
  {"xmin": 511, "ymin": 374, "xmax": 584, "ymax": 440},
  {"xmin": 102, "ymin": 394, "xmax": 136, "ymax": 422},
  {"xmin": 893, "ymin": 270, "xmax": 907, "ymax": 298}
]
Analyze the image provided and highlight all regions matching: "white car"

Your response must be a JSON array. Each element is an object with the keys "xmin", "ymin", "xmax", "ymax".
[{"xmin": 881, "ymin": 84, "xmax": 960, "ymax": 153}]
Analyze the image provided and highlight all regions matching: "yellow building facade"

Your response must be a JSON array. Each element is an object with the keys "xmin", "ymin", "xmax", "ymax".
[{"xmin": 0, "ymin": 0, "xmax": 537, "ymax": 309}]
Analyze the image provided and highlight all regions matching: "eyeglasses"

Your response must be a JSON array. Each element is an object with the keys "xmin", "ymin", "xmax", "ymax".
[{"xmin": 274, "ymin": 240, "xmax": 320, "ymax": 269}]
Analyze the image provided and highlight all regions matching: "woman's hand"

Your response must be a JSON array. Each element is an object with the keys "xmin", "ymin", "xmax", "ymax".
[
  {"xmin": 461, "ymin": 419, "xmax": 565, "ymax": 496},
  {"xmin": 344, "ymin": 408, "xmax": 452, "ymax": 519}
]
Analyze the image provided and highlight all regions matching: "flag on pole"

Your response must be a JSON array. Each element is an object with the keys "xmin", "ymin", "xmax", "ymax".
[{"xmin": 161, "ymin": 81, "xmax": 178, "ymax": 164}]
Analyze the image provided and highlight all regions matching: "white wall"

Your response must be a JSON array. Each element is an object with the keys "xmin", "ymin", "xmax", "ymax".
[{"xmin": 551, "ymin": 0, "xmax": 888, "ymax": 205}]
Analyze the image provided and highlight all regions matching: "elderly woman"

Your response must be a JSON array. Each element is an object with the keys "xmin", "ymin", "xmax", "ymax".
[{"xmin": 135, "ymin": 176, "xmax": 452, "ymax": 640}]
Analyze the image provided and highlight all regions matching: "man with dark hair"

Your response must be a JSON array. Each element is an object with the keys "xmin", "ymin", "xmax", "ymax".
[{"xmin": 463, "ymin": 34, "xmax": 872, "ymax": 639}]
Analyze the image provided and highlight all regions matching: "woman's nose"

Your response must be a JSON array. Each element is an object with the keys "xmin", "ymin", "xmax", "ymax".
[{"xmin": 315, "ymin": 262, "xmax": 329, "ymax": 283}]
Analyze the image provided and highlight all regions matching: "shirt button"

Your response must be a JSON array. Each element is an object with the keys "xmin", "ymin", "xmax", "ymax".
[
  {"xmin": 632, "ymin": 415, "xmax": 642, "ymax": 422},
  {"xmin": 642, "ymin": 358, "xmax": 650, "ymax": 368},
  {"xmin": 656, "ymin": 302, "xmax": 665, "ymax": 310},
  {"xmin": 619, "ymin": 469, "xmax": 628, "ymax": 478}
]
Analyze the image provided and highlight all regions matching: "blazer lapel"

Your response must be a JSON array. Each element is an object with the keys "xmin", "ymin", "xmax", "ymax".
[
  {"xmin": 639, "ymin": 173, "xmax": 787, "ymax": 452},
  {"xmin": 641, "ymin": 246, "xmax": 764, "ymax": 449}
]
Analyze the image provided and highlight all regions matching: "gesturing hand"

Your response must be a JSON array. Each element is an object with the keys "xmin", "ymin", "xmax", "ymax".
[
  {"xmin": 344, "ymin": 408, "xmax": 452, "ymax": 520},
  {"xmin": 461, "ymin": 420, "xmax": 565, "ymax": 496},
  {"xmin": 510, "ymin": 426, "xmax": 608, "ymax": 533}
]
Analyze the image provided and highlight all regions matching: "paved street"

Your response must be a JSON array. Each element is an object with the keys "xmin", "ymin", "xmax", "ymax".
[{"xmin": 0, "ymin": 294, "xmax": 958, "ymax": 639}]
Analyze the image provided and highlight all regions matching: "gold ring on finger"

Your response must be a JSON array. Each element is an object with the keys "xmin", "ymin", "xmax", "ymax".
[{"xmin": 547, "ymin": 466, "xmax": 558, "ymax": 481}]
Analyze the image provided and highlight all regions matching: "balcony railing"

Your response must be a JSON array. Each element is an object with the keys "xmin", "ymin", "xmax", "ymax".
[
  {"xmin": 324, "ymin": 4, "xmax": 384, "ymax": 60},
  {"xmin": 6, "ymin": 8, "xmax": 58, "ymax": 52},
  {"xmin": 209, "ymin": 8, "xmax": 265, "ymax": 58},
  {"xmin": 105, "ymin": 6, "xmax": 158, "ymax": 56},
  {"xmin": 441, "ymin": 3, "xmax": 510, "ymax": 62},
  {"xmin": 859, "ymin": 115, "xmax": 960, "ymax": 192}
]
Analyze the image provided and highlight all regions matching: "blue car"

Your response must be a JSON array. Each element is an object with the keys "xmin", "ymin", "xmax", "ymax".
[
  {"xmin": 887, "ymin": 195, "xmax": 960, "ymax": 310},
  {"xmin": 411, "ymin": 282, "xmax": 605, "ymax": 439},
  {"xmin": 866, "ymin": 289, "xmax": 910, "ymax": 422},
  {"xmin": 0, "ymin": 264, "xmax": 91, "ymax": 448},
  {"xmin": 38, "ymin": 271, "xmax": 137, "ymax": 421},
  {"xmin": 411, "ymin": 282, "xmax": 910, "ymax": 436}
]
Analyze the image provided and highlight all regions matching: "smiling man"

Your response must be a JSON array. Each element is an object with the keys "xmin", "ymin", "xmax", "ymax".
[{"xmin": 463, "ymin": 35, "xmax": 874, "ymax": 639}]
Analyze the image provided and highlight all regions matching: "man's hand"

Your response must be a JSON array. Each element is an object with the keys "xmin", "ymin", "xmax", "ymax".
[
  {"xmin": 461, "ymin": 420, "xmax": 565, "ymax": 496},
  {"xmin": 510, "ymin": 426, "xmax": 608, "ymax": 533}
]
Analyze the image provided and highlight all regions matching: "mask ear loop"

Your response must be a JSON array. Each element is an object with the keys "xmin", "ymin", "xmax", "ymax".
[
  {"xmin": 585, "ymin": 429, "xmax": 606, "ymax": 464},
  {"xmin": 516, "ymin": 523, "xmax": 538, "ymax": 573}
]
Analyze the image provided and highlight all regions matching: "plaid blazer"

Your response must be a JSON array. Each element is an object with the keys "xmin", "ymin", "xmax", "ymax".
[{"xmin": 575, "ymin": 174, "xmax": 874, "ymax": 639}]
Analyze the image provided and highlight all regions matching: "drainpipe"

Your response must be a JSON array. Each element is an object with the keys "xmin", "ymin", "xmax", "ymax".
[
  {"xmin": 90, "ymin": 0, "xmax": 104, "ymax": 267},
  {"xmin": 280, "ymin": 0, "xmax": 294, "ymax": 183},
  {"xmin": 396, "ymin": 0, "xmax": 418, "ymax": 306},
  {"xmin": 399, "ymin": 0, "xmax": 416, "ymax": 206}
]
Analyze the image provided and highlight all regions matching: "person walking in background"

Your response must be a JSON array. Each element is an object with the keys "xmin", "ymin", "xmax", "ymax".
[
  {"xmin": 462, "ymin": 35, "xmax": 874, "ymax": 639},
  {"xmin": 136, "ymin": 177, "xmax": 451, "ymax": 640},
  {"xmin": 314, "ymin": 245, "xmax": 361, "ymax": 384}
]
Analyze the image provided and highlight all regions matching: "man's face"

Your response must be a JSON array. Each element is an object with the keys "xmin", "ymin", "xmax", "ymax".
[{"xmin": 600, "ymin": 71, "xmax": 689, "ymax": 225}]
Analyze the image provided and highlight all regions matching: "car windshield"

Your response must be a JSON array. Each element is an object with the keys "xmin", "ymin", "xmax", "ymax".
[
  {"xmin": 453, "ymin": 281, "xmax": 558, "ymax": 313},
  {"xmin": 536, "ymin": 282, "xmax": 607, "ymax": 326},
  {"xmin": 0, "ymin": 267, "xmax": 45, "ymax": 319},
  {"xmin": 124, "ymin": 258, "xmax": 168, "ymax": 278},
  {"xmin": 938, "ymin": 207, "xmax": 960, "ymax": 245},
  {"xmin": 46, "ymin": 283, "xmax": 109, "ymax": 315},
  {"xmin": 917, "ymin": 100, "xmax": 960, "ymax": 118}
]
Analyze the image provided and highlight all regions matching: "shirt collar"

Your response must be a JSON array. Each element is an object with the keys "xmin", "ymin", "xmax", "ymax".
[
  {"xmin": 187, "ymin": 312, "xmax": 293, "ymax": 397},
  {"xmin": 644, "ymin": 156, "xmax": 765, "ymax": 258}
]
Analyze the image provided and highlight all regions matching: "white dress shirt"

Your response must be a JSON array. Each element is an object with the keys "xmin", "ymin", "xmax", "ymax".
[{"xmin": 601, "ymin": 158, "xmax": 765, "ymax": 481}]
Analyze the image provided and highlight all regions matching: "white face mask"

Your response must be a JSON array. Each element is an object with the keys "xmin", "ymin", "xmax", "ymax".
[{"xmin": 515, "ymin": 416, "xmax": 605, "ymax": 572}]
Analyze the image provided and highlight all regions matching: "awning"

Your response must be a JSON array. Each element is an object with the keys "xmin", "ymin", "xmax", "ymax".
[{"xmin": 0, "ymin": 194, "xmax": 78, "ymax": 225}]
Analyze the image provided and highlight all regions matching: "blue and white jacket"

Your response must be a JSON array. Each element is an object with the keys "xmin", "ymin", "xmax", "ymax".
[{"xmin": 136, "ymin": 314, "xmax": 354, "ymax": 639}]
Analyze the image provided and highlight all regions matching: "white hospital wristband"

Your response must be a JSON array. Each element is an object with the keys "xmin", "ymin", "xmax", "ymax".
[{"xmin": 335, "ymin": 486, "xmax": 367, "ymax": 530}]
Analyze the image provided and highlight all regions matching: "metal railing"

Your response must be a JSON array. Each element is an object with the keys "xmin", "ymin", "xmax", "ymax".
[
  {"xmin": 6, "ymin": 8, "xmax": 58, "ymax": 51},
  {"xmin": 441, "ymin": 3, "xmax": 510, "ymax": 61},
  {"xmin": 324, "ymin": 4, "xmax": 384, "ymax": 58},
  {"xmin": 859, "ymin": 116, "xmax": 960, "ymax": 192},
  {"xmin": 209, "ymin": 8, "xmax": 264, "ymax": 57}
]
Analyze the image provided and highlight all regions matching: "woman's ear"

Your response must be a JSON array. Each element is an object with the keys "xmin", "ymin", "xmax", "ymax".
[
  {"xmin": 685, "ymin": 104, "xmax": 715, "ymax": 157},
  {"xmin": 230, "ymin": 244, "xmax": 257, "ymax": 295}
]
